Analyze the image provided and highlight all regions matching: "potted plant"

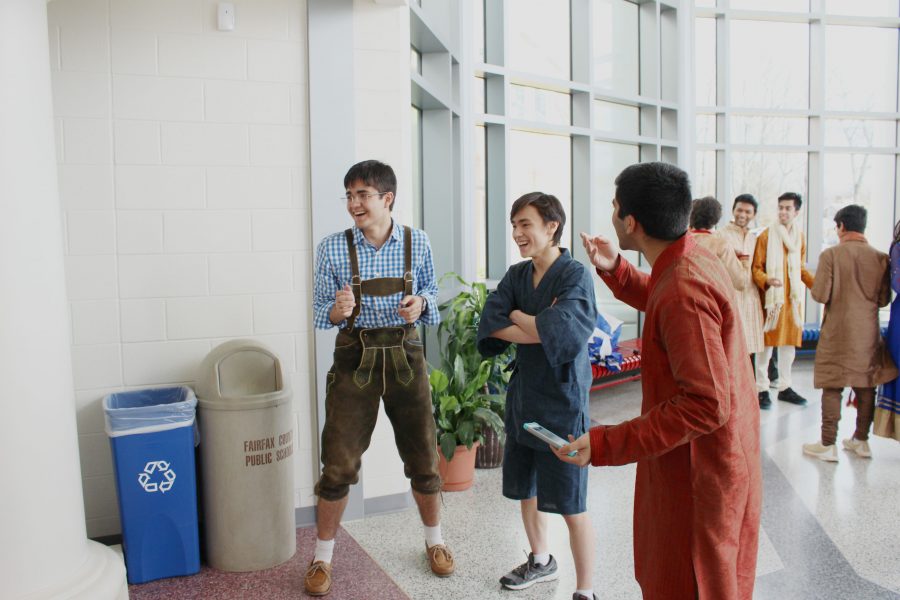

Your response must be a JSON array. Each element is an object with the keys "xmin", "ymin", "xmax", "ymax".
[
  {"xmin": 477, "ymin": 372, "xmax": 509, "ymax": 469},
  {"xmin": 429, "ymin": 275, "xmax": 512, "ymax": 489},
  {"xmin": 429, "ymin": 362, "xmax": 497, "ymax": 490}
]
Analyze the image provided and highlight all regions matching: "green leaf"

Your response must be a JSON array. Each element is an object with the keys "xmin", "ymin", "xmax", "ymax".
[
  {"xmin": 439, "ymin": 432, "xmax": 457, "ymax": 461},
  {"xmin": 437, "ymin": 416, "xmax": 452, "ymax": 432},
  {"xmin": 439, "ymin": 394, "xmax": 460, "ymax": 414},
  {"xmin": 458, "ymin": 421, "xmax": 475, "ymax": 448},
  {"xmin": 453, "ymin": 355, "xmax": 466, "ymax": 390},
  {"xmin": 473, "ymin": 407, "xmax": 504, "ymax": 433},
  {"xmin": 429, "ymin": 368, "xmax": 449, "ymax": 394},
  {"xmin": 439, "ymin": 271, "xmax": 468, "ymax": 289},
  {"xmin": 484, "ymin": 393, "xmax": 506, "ymax": 417}
]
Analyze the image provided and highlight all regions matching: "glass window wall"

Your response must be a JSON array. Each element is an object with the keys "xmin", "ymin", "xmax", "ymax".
[
  {"xmin": 595, "ymin": 100, "xmax": 640, "ymax": 135},
  {"xmin": 696, "ymin": 114, "xmax": 716, "ymax": 145},
  {"xmin": 509, "ymin": 85, "xmax": 571, "ymax": 126},
  {"xmin": 694, "ymin": 150, "xmax": 717, "ymax": 198},
  {"xmin": 730, "ymin": 0, "xmax": 808, "ymax": 11},
  {"xmin": 825, "ymin": 0, "xmax": 899, "ymax": 18},
  {"xmin": 508, "ymin": 0, "xmax": 570, "ymax": 80},
  {"xmin": 593, "ymin": 0, "xmax": 640, "ymax": 94},
  {"xmin": 729, "ymin": 21, "xmax": 809, "ymax": 110},
  {"xmin": 825, "ymin": 26, "xmax": 898, "ymax": 113},
  {"xmin": 824, "ymin": 120, "xmax": 896, "ymax": 148},
  {"xmin": 730, "ymin": 116, "xmax": 808, "ymax": 146},
  {"xmin": 694, "ymin": 17, "xmax": 716, "ymax": 107}
]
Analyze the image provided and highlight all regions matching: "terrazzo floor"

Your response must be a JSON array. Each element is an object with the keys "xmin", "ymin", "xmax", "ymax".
[
  {"xmin": 122, "ymin": 359, "xmax": 900, "ymax": 599},
  {"xmin": 344, "ymin": 359, "xmax": 900, "ymax": 600}
]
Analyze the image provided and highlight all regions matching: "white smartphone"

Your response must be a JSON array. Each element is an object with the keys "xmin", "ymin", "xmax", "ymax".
[{"xmin": 523, "ymin": 422, "xmax": 577, "ymax": 457}]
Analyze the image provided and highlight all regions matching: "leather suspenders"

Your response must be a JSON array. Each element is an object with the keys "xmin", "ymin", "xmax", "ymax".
[{"xmin": 344, "ymin": 225, "xmax": 413, "ymax": 331}]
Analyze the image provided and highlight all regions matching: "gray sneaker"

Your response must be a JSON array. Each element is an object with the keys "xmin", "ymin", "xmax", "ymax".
[
  {"xmin": 499, "ymin": 553, "xmax": 559, "ymax": 590},
  {"xmin": 573, "ymin": 594, "xmax": 598, "ymax": 600}
]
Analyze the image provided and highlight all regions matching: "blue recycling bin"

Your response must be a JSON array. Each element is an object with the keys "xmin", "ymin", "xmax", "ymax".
[{"xmin": 104, "ymin": 387, "xmax": 201, "ymax": 584}]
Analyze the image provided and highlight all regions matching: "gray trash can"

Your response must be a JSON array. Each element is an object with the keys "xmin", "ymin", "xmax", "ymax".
[{"xmin": 194, "ymin": 339, "xmax": 296, "ymax": 572}]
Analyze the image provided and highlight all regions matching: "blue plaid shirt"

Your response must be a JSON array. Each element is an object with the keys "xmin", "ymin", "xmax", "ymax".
[{"xmin": 313, "ymin": 220, "xmax": 440, "ymax": 330}]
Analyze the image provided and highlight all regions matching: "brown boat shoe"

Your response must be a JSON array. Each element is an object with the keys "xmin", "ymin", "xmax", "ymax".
[
  {"xmin": 426, "ymin": 543, "xmax": 455, "ymax": 577},
  {"xmin": 304, "ymin": 560, "xmax": 333, "ymax": 596}
]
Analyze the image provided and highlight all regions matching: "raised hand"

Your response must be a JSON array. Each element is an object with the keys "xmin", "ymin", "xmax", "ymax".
[
  {"xmin": 580, "ymin": 232, "xmax": 619, "ymax": 272},
  {"xmin": 331, "ymin": 283, "xmax": 355, "ymax": 323},
  {"xmin": 398, "ymin": 294, "xmax": 424, "ymax": 324}
]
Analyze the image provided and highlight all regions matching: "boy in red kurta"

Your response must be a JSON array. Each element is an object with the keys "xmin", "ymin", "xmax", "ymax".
[{"xmin": 557, "ymin": 162, "xmax": 762, "ymax": 600}]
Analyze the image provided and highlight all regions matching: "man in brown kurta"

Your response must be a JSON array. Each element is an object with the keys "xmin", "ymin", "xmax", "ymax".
[
  {"xmin": 802, "ymin": 204, "xmax": 897, "ymax": 461},
  {"xmin": 752, "ymin": 192, "xmax": 815, "ymax": 407},
  {"xmin": 561, "ymin": 162, "xmax": 761, "ymax": 600}
]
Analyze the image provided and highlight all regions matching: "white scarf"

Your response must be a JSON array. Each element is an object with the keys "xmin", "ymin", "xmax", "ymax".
[{"xmin": 763, "ymin": 223, "xmax": 803, "ymax": 331}]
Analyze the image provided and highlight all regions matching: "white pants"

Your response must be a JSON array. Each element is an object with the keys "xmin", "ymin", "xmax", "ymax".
[{"xmin": 755, "ymin": 345, "xmax": 796, "ymax": 392}]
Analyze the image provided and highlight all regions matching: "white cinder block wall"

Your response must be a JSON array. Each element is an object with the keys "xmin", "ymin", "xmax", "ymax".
[{"xmin": 48, "ymin": 0, "xmax": 318, "ymax": 538}]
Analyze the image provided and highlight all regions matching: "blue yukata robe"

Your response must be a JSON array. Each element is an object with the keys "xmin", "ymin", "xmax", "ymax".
[{"xmin": 477, "ymin": 249, "xmax": 598, "ymax": 450}]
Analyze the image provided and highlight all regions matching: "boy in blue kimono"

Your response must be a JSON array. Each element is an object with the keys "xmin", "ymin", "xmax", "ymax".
[{"xmin": 477, "ymin": 192, "xmax": 599, "ymax": 600}]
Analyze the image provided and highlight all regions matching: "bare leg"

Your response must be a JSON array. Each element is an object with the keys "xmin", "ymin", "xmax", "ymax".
[
  {"xmin": 563, "ymin": 512, "xmax": 595, "ymax": 590},
  {"xmin": 413, "ymin": 490, "xmax": 440, "ymax": 527},
  {"xmin": 521, "ymin": 497, "xmax": 548, "ymax": 555},
  {"xmin": 315, "ymin": 496, "xmax": 349, "ymax": 542}
]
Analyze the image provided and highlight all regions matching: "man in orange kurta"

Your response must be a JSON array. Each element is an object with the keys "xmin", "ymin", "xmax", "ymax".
[
  {"xmin": 751, "ymin": 193, "xmax": 815, "ymax": 407},
  {"xmin": 561, "ymin": 162, "xmax": 761, "ymax": 600}
]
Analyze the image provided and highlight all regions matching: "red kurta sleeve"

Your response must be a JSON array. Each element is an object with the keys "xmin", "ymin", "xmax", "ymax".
[
  {"xmin": 590, "ymin": 279, "xmax": 732, "ymax": 466},
  {"xmin": 597, "ymin": 254, "xmax": 650, "ymax": 312}
]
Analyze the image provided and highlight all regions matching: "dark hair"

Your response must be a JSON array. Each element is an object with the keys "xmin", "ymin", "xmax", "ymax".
[
  {"xmin": 732, "ymin": 193, "xmax": 758, "ymax": 213},
  {"xmin": 510, "ymin": 192, "xmax": 566, "ymax": 246},
  {"xmin": 344, "ymin": 160, "xmax": 397, "ymax": 210},
  {"xmin": 690, "ymin": 196, "xmax": 723, "ymax": 230},
  {"xmin": 834, "ymin": 204, "xmax": 867, "ymax": 233},
  {"xmin": 614, "ymin": 162, "xmax": 692, "ymax": 241},
  {"xmin": 778, "ymin": 192, "xmax": 802, "ymax": 210}
]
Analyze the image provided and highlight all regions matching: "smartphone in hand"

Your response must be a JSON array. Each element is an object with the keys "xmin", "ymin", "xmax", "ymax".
[{"xmin": 523, "ymin": 422, "xmax": 577, "ymax": 457}]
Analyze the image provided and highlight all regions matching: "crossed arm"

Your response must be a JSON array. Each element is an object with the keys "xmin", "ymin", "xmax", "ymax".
[{"xmin": 489, "ymin": 310, "xmax": 540, "ymax": 344}]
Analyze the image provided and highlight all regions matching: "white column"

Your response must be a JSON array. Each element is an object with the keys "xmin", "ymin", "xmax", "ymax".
[{"xmin": 0, "ymin": 0, "xmax": 127, "ymax": 598}]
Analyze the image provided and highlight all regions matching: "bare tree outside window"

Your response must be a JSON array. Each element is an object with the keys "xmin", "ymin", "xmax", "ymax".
[{"xmin": 821, "ymin": 25, "xmax": 898, "ymax": 253}]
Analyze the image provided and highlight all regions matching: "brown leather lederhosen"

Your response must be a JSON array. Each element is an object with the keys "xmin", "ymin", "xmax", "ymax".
[{"xmin": 314, "ymin": 226, "xmax": 441, "ymax": 501}]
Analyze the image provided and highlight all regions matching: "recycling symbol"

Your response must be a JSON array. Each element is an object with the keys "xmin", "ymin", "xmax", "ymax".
[{"xmin": 138, "ymin": 460, "xmax": 176, "ymax": 493}]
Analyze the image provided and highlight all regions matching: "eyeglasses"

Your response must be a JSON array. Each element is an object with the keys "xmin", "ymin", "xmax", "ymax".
[{"xmin": 342, "ymin": 192, "xmax": 387, "ymax": 202}]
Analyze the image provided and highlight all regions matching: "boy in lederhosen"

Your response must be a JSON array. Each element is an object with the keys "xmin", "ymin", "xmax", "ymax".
[{"xmin": 304, "ymin": 160, "xmax": 453, "ymax": 596}]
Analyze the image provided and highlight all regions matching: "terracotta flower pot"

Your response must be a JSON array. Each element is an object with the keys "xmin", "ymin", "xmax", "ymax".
[
  {"xmin": 437, "ymin": 441, "xmax": 480, "ymax": 491},
  {"xmin": 475, "ymin": 426, "xmax": 504, "ymax": 469}
]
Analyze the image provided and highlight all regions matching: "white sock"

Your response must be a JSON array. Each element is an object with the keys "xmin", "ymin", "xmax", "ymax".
[
  {"xmin": 575, "ymin": 589, "xmax": 594, "ymax": 599},
  {"xmin": 314, "ymin": 537, "xmax": 335, "ymax": 564},
  {"xmin": 424, "ymin": 524, "xmax": 443, "ymax": 548},
  {"xmin": 532, "ymin": 552, "xmax": 550, "ymax": 566}
]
